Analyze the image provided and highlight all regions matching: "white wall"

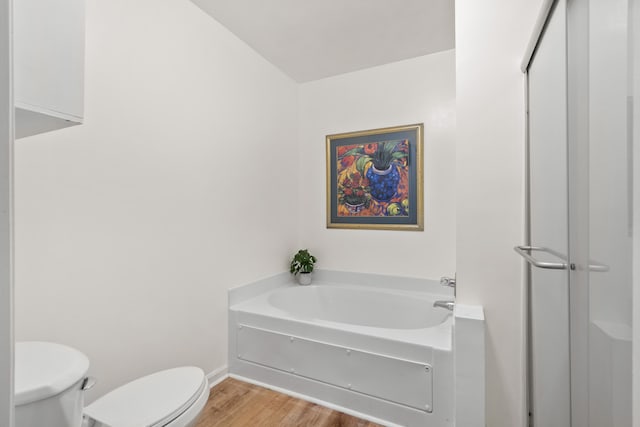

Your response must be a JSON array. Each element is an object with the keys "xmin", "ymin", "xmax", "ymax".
[
  {"xmin": 455, "ymin": 1, "xmax": 541, "ymax": 426},
  {"xmin": 298, "ymin": 50, "xmax": 456, "ymax": 280},
  {"xmin": 13, "ymin": 0, "xmax": 298, "ymax": 402},
  {"xmin": 0, "ymin": 0, "xmax": 13, "ymax": 424}
]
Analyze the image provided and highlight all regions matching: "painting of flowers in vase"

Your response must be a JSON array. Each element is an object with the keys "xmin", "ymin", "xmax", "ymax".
[{"xmin": 326, "ymin": 124, "xmax": 423, "ymax": 230}]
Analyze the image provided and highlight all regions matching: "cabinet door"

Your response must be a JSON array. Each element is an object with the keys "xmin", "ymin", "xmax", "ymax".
[{"xmin": 14, "ymin": 0, "xmax": 84, "ymax": 138}]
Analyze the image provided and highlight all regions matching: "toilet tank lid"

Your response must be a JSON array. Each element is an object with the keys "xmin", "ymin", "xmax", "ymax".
[
  {"xmin": 84, "ymin": 366, "xmax": 206, "ymax": 427},
  {"xmin": 15, "ymin": 341, "xmax": 90, "ymax": 406}
]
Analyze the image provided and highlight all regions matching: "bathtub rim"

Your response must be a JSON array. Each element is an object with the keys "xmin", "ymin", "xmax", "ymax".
[{"xmin": 228, "ymin": 269, "xmax": 454, "ymax": 306}]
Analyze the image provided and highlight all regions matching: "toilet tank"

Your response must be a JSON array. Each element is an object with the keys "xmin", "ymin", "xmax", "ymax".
[{"xmin": 15, "ymin": 342, "xmax": 90, "ymax": 427}]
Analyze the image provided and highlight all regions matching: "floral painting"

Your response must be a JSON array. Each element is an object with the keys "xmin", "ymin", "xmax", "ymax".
[{"xmin": 326, "ymin": 124, "xmax": 423, "ymax": 230}]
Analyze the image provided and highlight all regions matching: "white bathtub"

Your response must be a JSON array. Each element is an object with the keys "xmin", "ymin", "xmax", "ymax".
[
  {"xmin": 228, "ymin": 272, "xmax": 455, "ymax": 427},
  {"xmin": 269, "ymin": 285, "xmax": 450, "ymax": 330}
]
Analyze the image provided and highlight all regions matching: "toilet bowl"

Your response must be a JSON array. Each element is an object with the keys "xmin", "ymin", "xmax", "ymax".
[{"xmin": 15, "ymin": 341, "xmax": 210, "ymax": 427}]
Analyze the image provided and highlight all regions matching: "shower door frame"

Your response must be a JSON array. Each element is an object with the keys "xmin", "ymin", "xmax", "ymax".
[
  {"xmin": 522, "ymin": 1, "xmax": 573, "ymax": 425},
  {"xmin": 634, "ymin": 0, "xmax": 640, "ymax": 422},
  {"xmin": 0, "ymin": 0, "xmax": 14, "ymax": 425}
]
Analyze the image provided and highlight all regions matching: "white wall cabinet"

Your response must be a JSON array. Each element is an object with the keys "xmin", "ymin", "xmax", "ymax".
[{"xmin": 14, "ymin": 0, "xmax": 84, "ymax": 139}]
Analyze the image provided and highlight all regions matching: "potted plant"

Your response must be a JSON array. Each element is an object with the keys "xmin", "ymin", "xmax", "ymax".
[{"xmin": 289, "ymin": 249, "xmax": 317, "ymax": 285}]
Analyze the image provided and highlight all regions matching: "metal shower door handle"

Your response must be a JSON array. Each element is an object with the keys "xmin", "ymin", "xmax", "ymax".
[{"xmin": 514, "ymin": 245, "xmax": 568, "ymax": 270}]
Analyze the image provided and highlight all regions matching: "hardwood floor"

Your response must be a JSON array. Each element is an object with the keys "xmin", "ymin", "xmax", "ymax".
[{"xmin": 196, "ymin": 377, "xmax": 383, "ymax": 427}]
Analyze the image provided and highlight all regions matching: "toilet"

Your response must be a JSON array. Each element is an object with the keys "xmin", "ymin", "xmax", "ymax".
[{"xmin": 15, "ymin": 341, "xmax": 210, "ymax": 427}]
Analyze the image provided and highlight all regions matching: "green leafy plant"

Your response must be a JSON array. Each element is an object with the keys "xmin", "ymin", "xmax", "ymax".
[
  {"xmin": 371, "ymin": 141, "xmax": 405, "ymax": 170},
  {"xmin": 289, "ymin": 249, "xmax": 317, "ymax": 275},
  {"xmin": 339, "ymin": 140, "xmax": 408, "ymax": 175}
]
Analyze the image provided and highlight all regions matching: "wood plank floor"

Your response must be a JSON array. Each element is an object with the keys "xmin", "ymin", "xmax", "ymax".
[{"xmin": 196, "ymin": 377, "xmax": 383, "ymax": 427}]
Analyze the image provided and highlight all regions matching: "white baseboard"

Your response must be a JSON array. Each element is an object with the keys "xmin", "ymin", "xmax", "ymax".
[
  {"xmin": 229, "ymin": 373, "xmax": 400, "ymax": 427},
  {"xmin": 206, "ymin": 365, "xmax": 228, "ymax": 389}
]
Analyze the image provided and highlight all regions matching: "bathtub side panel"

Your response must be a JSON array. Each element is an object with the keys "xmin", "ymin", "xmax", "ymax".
[
  {"xmin": 433, "ymin": 348, "xmax": 455, "ymax": 426},
  {"xmin": 228, "ymin": 309, "xmax": 239, "ymax": 373},
  {"xmin": 454, "ymin": 305, "xmax": 486, "ymax": 427},
  {"xmin": 231, "ymin": 361, "xmax": 436, "ymax": 427},
  {"xmin": 236, "ymin": 325, "xmax": 434, "ymax": 412}
]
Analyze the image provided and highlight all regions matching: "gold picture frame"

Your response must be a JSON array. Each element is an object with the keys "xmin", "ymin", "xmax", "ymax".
[{"xmin": 326, "ymin": 123, "xmax": 424, "ymax": 231}]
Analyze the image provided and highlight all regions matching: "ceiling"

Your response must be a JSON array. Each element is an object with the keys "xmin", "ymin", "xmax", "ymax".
[{"xmin": 190, "ymin": 0, "xmax": 455, "ymax": 82}]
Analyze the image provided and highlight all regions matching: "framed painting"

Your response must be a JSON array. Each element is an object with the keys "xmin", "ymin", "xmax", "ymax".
[{"xmin": 326, "ymin": 123, "xmax": 424, "ymax": 230}]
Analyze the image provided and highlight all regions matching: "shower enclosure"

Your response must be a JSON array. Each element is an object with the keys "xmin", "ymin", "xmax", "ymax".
[{"xmin": 518, "ymin": 0, "xmax": 636, "ymax": 425}]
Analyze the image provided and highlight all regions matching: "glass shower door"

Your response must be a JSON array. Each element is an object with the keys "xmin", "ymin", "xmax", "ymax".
[
  {"xmin": 582, "ymin": 0, "xmax": 633, "ymax": 424},
  {"xmin": 523, "ymin": 0, "xmax": 634, "ymax": 425}
]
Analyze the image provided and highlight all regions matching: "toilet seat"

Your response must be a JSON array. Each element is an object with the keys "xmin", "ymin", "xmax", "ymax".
[{"xmin": 84, "ymin": 366, "xmax": 208, "ymax": 427}]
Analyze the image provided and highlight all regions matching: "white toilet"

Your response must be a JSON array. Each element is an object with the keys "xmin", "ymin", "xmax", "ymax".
[{"xmin": 15, "ymin": 341, "xmax": 210, "ymax": 427}]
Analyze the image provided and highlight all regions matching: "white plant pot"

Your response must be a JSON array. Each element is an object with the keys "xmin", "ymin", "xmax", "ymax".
[{"xmin": 297, "ymin": 272, "xmax": 312, "ymax": 285}]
